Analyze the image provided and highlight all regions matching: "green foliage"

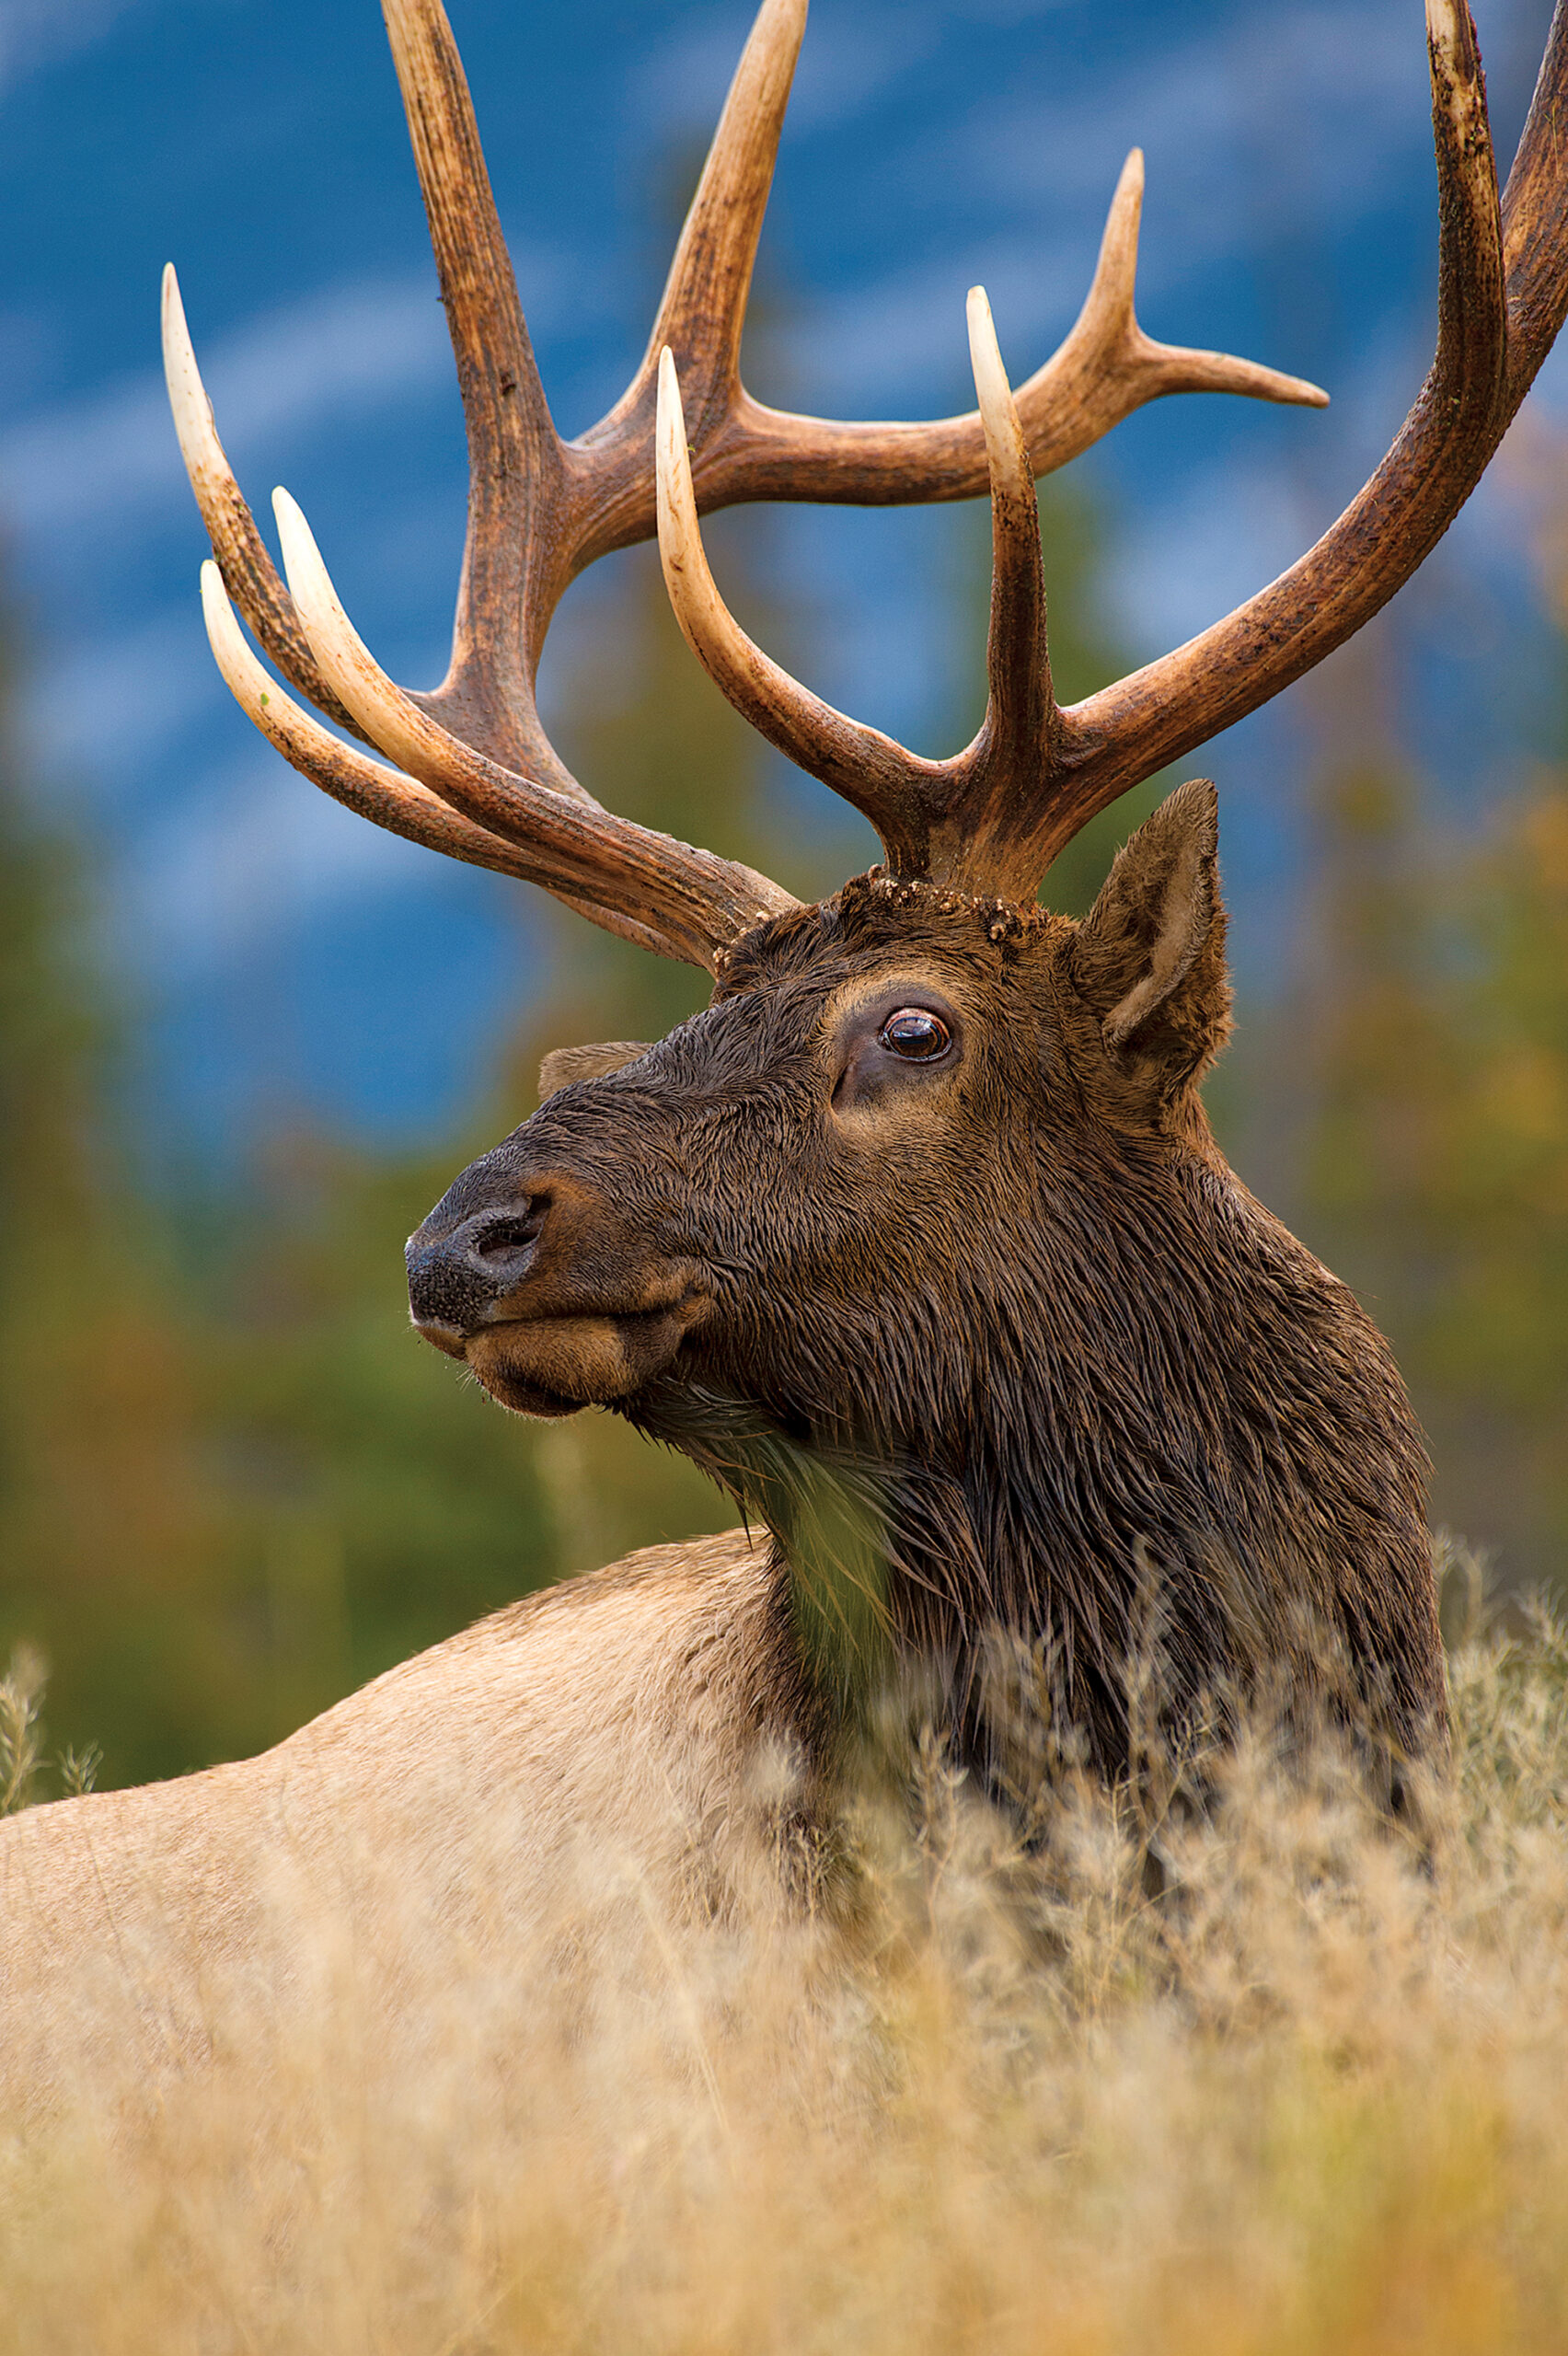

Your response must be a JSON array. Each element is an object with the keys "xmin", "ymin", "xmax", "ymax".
[
  {"xmin": 1284, "ymin": 719, "xmax": 1568, "ymax": 1590},
  {"xmin": 0, "ymin": 615, "xmax": 235, "ymax": 1785}
]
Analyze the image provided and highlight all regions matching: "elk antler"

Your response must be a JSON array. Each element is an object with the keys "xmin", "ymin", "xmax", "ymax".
[
  {"xmin": 658, "ymin": 0, "xmax": 1568, "ymax": 904},
  {"xmin": 167, "ymin": 0, "xmax": 1327, "ymax": 968},
  {"xmin": 657, "ymin": 291, "xmax": 1056, "ymax": 884}
]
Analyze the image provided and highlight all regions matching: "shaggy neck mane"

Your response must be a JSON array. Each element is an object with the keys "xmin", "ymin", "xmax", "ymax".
[{"xmin": 627, "ymin": 1044, "xmax": 1436, "ymax": 1788}]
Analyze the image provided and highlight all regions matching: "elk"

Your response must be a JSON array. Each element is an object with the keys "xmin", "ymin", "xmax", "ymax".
[{"xmin": 4, "ymin": 0, "xmax": 1566, "ymax": 2092}]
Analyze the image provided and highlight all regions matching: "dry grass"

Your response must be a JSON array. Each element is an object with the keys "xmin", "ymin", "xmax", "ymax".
[{"xmin": 4, "ymin": 1576, "xmax": 1568, "ymax": 2353}]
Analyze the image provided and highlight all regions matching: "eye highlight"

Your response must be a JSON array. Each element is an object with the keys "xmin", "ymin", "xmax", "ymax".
[{"xmin": 879, "ymin": 1007, "xmax": 951, "ymax": 1062}]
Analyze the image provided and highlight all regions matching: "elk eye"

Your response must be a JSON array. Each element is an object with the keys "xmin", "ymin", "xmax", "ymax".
[{"xmin": 879, "ymin": 1007, "xmax": 951, "ymax": 1062}]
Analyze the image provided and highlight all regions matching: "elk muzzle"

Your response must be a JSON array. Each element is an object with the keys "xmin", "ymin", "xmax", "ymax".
[{"xmin": 405, "ymin": 1165, "xmax": 709, "ymax": 1417}]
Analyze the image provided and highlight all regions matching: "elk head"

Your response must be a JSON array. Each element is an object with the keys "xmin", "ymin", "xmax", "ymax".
[{"xmin": 167, "ymin": 0, "xmax": 1568, "ymax": 1773}]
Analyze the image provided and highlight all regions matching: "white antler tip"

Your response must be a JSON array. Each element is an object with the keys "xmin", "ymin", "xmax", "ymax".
[
  {"xmin": 965, "ymin": 286, "xmax": 1009, "ymax": 401},
  {"xmin": 271, "ymin": 486, "xmax": 326, "ymax": 604},
  {"xmin": 162, "ymin": 273, "xmax": 229, "ymax": 497},
  {"xmin": 657, "ymin": 344, "xmax": 682, "ymax": 418},
  {"xmin": 160, "ymin": 266, "xmax": 193, "ymax": 368},
  {"xmin": 656, "ymin": 348, "xmax": 692, "ymax": 480},
  {"xmin": 159, "ymin": 261, "xmax": 190, "ymax": 356},
  {"xmin": 265, "ymin": 483, "xmax": 432, "ymax": 777}
]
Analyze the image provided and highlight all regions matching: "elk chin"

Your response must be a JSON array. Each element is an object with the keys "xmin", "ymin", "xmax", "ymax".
[{"xmin": 464, "ymin": 1310, "xmax": 696, "ymax": 1419}]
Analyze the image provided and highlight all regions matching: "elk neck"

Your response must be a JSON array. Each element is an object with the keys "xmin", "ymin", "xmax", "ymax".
[{"xmin": 620, "ymin": 1106, "xmax": 1437, "ymax": 1793}]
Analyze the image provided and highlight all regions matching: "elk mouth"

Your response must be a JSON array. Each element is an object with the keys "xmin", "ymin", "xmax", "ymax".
[
  {"xmin": 406, "ymin": 1173, "xmax": 713, "ymax": 1415},
  {"xmin": 419, "ymin": 1299, "xmax": 709, "ymax": 1420}
]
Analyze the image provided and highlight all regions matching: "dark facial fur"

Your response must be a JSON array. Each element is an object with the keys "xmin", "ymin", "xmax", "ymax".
[{"xmin": 407, "ymin": 785, "xmax": 1447, "ymax": 1791}]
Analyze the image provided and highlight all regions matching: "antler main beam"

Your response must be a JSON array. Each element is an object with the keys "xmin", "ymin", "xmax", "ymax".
[
  {"xmin": 167, "ymin": 0, "xmax": 1327, "ymax": 964},
  {"xmin": 1045, "ymin": 0, "xmax": 1525, "ymax": 864},
  {"xmin": 656, "ymin": 0, "xmax": 1568, "ymax": 904}
]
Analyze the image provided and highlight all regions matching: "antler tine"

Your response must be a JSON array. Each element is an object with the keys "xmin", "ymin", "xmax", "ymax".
[
  {"xmin": 1014, "ymin": 149, "xmax": 1330, "ymax": 464},
  {"xmin": 204, "ymin": 550, "xmax": 797, "ymax": 971},
  {"xmin": 197, "ymin": 560, "xmax": 585, "ymax": 899},
  {"xmin": 1500, "ymin": 0, "xmax": 1568, "ymax": 409},
  {"xmin": 166, "ymin": 280, "xmax": 651, "ymax": 918},
  {"xmin": 379, "ymin": 0, "xmax": 576, "ymax": 787},
  {"xmin": 657, "ymin": 302, "xmax": 1060, "ymax": 895},
  {"xmin": 608, "ymin": 0, "xmax": 807, "ymax": 460},
  {"xmin": 959, "ymin": 286, "xmax": 1058, "ymax": 890},
  {"xmin": 271, "ymin": 478, "xmax": 795, "ymax": 950},
  {"xmin": 200, "ymin": 557, "xmax": 686, "ymax": 960},
  {"xmin": 704, "ymin": 147, "xmax": 1327, "ymax": 514},
  {"xmin": 162, "ymin": 267, "xmax": 375, "ymax": 747},
  {"xmin": 272, "ymin": 484, "xmax": 596, "ymax": 851},
  {"xmin": 657, "ymin": 347, "xmax": 946, "ymax": 875},
  {"xmin": 1023, "ymin": 0, "xmax": 1520, "ymax": 872}
]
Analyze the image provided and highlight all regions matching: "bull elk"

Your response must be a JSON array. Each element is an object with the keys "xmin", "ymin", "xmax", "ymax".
[{"xmin": 5, "ymin": 0, "xmax": 1566, "ymax": 2088}]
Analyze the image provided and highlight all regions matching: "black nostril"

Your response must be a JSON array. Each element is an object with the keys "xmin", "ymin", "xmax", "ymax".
[
  {"xmin": 407, "ymin": 1196, "xmax": 550, "ymax": 1335},
  {"xmin": 473, "ymin": 1201, "xmax": 547, "ymax": 1263}
]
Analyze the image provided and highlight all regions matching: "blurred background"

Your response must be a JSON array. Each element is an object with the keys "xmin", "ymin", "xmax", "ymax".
[{"xmin": 1, "ymin": 0, "xmax": 1564, "ymax": 1788}]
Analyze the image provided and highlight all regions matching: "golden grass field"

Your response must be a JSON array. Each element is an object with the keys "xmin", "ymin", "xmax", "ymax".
[{"xmin": 3, "ymin": 1559, "xmax": 1566, "ymax": 2354}]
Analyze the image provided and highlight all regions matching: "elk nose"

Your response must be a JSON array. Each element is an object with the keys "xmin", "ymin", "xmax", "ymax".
[{"xmin": 405, "ymin": 1199, "xmax": 548, "ymax": 1343}]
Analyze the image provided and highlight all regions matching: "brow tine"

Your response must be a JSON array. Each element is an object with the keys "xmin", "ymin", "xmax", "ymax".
[
  {"xmin": 200, "ymin": 560, "xmax": 557, "ymax": 887},
  {"xmin": 272, "ymin": 484, "xmax": 606, "ymax": 842},
  {"xmin": 162, "ymin": 267, "xmax": 372, "ymax": 744},
  {"xmin": 202, "ymin": 560, "xmax": 781, "ymax": 967},
  {"xmin": 201, "ymin": 555, "xmax": 675, "ymax": 953},
  {"xmin": 271, "ymin": 485, "xmax": 799, "ymax": 962}
]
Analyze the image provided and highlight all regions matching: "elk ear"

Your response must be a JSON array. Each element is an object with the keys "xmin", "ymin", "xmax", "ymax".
[
  {"xmin": 1067, "ymin": 779, "xmax": 1230, "ymax": 1089},
  {"xmin": 537, "ymin": 1041, "xmax": 652, "ymax": 1101}
]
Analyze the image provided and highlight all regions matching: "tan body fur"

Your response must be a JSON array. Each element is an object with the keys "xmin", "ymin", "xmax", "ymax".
[{"xmin": 0, "ymin": 1533, "xmax": 788, "ymax": 2110}]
